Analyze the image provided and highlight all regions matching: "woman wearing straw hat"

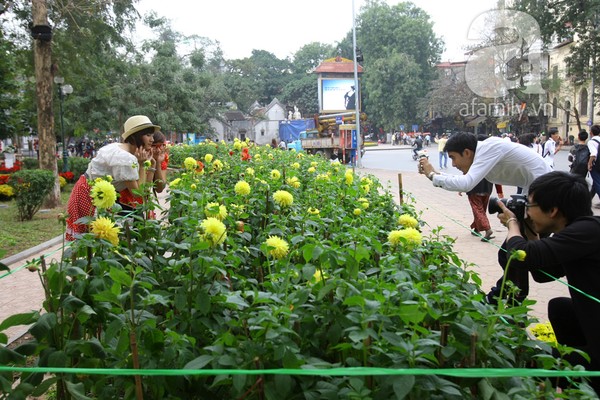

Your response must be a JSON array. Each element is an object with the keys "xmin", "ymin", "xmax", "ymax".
[{"xmin": 65, "ymin": 115, "xmax": 160, "ymax": 240}]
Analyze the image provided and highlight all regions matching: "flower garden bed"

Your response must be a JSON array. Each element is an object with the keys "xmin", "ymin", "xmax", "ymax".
[{"xmin": 0, "ymin": 140, "xmax": 595, "ymax": 399}]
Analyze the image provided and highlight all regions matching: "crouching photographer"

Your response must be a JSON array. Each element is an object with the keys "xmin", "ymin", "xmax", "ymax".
[
  {"xmin": 487, "ymin": 194, "xmax": 538, "ymax": 305},
  {"xmin": 496, "ymin": 171, "xmax": 600, "ymax": 395}
]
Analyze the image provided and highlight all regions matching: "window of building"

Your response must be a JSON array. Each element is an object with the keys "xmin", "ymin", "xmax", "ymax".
[
  {"xmin": 552, "ymin": 97, "xmax": 558, "ymax": 118},
  {"xmin": 552, "ymin": 65, "xmax": 558, "ymax": 82},
  {"xmin": 580, "ymin": 88, "xmax": 588, "ymax": 116}
]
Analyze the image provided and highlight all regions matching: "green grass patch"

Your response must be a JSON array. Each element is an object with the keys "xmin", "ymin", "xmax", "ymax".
[{"xmin": 0, "ymin": 185, "xmax": 71, "ymax": 258}]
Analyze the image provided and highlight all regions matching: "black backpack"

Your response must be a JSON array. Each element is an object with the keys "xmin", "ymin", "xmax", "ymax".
[{"xmin": 569, "ymin": 144, "xmax": 590, "ymax": 175}]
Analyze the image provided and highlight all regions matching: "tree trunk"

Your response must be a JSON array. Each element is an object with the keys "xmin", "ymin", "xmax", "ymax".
[{"xmin": 32, "ymin": 0, "xmax": 60, "ymax": 208}]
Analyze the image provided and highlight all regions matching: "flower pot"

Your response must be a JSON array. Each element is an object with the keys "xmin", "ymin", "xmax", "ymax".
[{"xmin": 4, "ymin": 152, "xmax": 15, "ymax": 169}]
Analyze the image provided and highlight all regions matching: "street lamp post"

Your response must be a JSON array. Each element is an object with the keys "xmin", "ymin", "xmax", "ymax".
[{"xmin": 53, "ymin": 76, "xmax": 73, "ymax": 172}]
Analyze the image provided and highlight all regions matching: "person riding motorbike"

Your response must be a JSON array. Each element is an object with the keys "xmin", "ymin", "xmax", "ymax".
[{"xmin": 412, "ymin": 135, "xmax": 424, "ymax": 160}]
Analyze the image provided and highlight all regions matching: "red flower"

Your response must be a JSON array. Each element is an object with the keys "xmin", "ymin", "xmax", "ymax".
[
  {"xmin": 241, "ymin": 147, "xmax": 251, "ymax": 161},
  {"xmin": 196, "ymin": 160, "xmax": 204, "ymax": 172},
  {"xmin": 229, "ymin": 151, "xmax": 234, "ymax": 156},
  {"xmin": 59, "ymin": 171, "xmax": 75, "ymax": 182},
  {"xmin": 0, "ymin": 174, "xmax": 9, "ymax": 185}
]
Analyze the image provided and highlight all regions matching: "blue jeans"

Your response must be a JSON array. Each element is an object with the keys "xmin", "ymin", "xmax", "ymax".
[
  {"xmin": 439, "ymin": 151, "xmax": 447, "ymax": 168},
  {"xmin": 591, "ymin": 169, "xmax": 600, "ymax": 199}
]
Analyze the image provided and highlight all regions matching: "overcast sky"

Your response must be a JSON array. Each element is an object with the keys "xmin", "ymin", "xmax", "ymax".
[{"xmin": 136, "ymin": 0, "xmax": 498, "ymax": 62}]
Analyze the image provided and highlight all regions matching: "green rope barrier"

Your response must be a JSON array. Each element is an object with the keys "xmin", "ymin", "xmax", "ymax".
[
  {"xmin": 0, "ymin": 240, "xmax": 69, "ymax": 280},
  {"xmin": 0, "ymin": 366, "xmax": 599, "ymax": 378},
  {"xmin": 405, "ymin": 188, "xmax": 600, "ymax": 305},
  {"xmin": 539, "ymin": 270, "xmax": 600, "ymax": 304}
]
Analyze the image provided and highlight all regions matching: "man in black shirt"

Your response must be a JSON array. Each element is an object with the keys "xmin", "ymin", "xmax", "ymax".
[
  {"xmin": 497, "ymin": 171, "xmax": 600, "ymax": 395},
  {"xmin": 412, "ymin": 135, "xmax": 423, "ymax": 158}
]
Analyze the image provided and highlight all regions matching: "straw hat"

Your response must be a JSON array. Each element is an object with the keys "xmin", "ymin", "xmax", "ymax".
[{"xmin": 121, "ymin": 115, "xmax": 160, "ymax": 139}]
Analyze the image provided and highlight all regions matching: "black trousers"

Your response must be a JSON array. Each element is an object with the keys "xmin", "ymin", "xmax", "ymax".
[
  {"xmin": 487, "ymin": 238, "xmax": 529, "ymax": 305},
  {"xmin": 548, "ymin": 297, "xmax": 599, "ymax": 394}
]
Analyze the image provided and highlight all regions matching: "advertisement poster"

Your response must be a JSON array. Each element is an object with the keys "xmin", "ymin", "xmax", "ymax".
[{"xmin": 321, "ymin": 79, "xmax": 360, "ymax": 112}]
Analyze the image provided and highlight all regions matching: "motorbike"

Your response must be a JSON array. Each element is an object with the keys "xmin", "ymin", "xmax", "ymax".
[{"xmin": 412, "ymin": 149, "xmax": 428, "ymax": 161}]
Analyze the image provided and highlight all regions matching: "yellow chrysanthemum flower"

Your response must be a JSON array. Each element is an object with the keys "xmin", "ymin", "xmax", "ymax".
[
  {"xmin": 90, "ymin": 180, "xmax": 117, "ymax": 209},
  {"xmin": 286, "ymin": 176, "xmax": 301, "ymax": 188},
  {"xmin": 291, "ymin": 162, "xmax": 300, "ymax": 169},
  {"xmin": 245, "ymin": 167, "xmax": 255, "ymax": 176},
  {"xmin": 316, "ymin": 173, "xmax": 329, "ymax": 182},
  {"xmin": 184, "ymin": 157, "xmax": 197, "ymax": 170},
  {"xmin": 268, "ymin": 153, "xmax": 275, "ymax": 160},
  {"xmin": 59, "ymin": 176, "xmax": 67, "ymax": 188},
  {"xmin": 233, "ymin": 141, "xmax": 242, "ymax": 150},
  {"xmin": 361, "ymin": 185, "xmax": 371, "ymax": 193},
  {"xmin": 358, "ymin": 198, "xmax": 369, "ymax": 209},
  {"xmin": 307, "ymin": 166, "xmax": 316, "ymax": 173},
  {"xmin": 204, "ymin": 153, "xmax": 214, "ymax": 163},
  {"xmin": 361, "ymin": 177, "xmax": 373, "ymax": 186},
  {"xmin": 273, "ymin": 190, "xmax": 293, "ymax": 207},
  {"xmin": 169, "ymin": 178, "xmax": 181, "ymax": 188},
  {"xmin": 312, "ymin": 269, "xmax": 325, "ymax": 283},
  {"xmin": 307, "ymin": 207, "xmax": 320, "ymax": 215},
  {"xmin": 398, "ymin": 214, "xmax": 419, "ymax": 229},
  {"xmin": 235, "ymin": 180, "xmax": 251, "ymax": 196},
  {"xmin": 388, "ymin": 228, "xmax": 422, "ymax": 247},
  {"xmin": 265, "ymin": 235, "xmax": 289, "ymax": 259},
  {"xmin": 345, "ymin": 171, "xmax": 354, "ymax": 185},
  {"xmin": 353, "ymin": 208, "xmax": 362, "ymax": 216},
  {"xmin": 530, "ymin": 322, "xmax": 557, "ymax": 345},
  {"xmin": 297, "ymin": 153, "xmax": 304, "ymax": 158},
  {"xmin": 191, "ymin": 183, "xmax": 197, "ymax": 190},
  {"xmin": 212, "ymin": 159, "xmax": 223, "ymax": 171},
  {"xmin": 254, "ymin": 153, "xmax": 262, "ymax": 160},
  {"xmin": 90, "ymin": 216, "xmax": 120, "ymax": 245},
  {"xmin": 200, "ymin": 217, "xmax": 227, "ymax": 247},
  {"xmin": 205, "ymin": 202, "xmax": 228, "ymax": 220},
  {"xmin": 240, "ymin": 141, "xmax": 249, "ymax": 148},
  {"xmin": 310, "ymin": 161, "xmax": 318, "ymax": 167},
  {"xmin": 270, "ymin": 169, "xmax": 281, "ymax": 180}
]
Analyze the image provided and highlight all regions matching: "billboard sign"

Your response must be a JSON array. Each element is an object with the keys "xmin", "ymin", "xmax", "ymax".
[{"xmin": 320, "ymin": 78, "xmax": 360, "ymax": 112}]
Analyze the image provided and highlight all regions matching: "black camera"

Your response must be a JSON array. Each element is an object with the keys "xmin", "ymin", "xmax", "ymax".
[{"xmin": 488, "ymin": 194, "xmax": 527, "ymax": 221}]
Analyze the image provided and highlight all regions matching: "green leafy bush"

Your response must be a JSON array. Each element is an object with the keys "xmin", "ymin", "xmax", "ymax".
[
  {"xmin": 58, "ymin": 156, "xmax": 90, "ymax": 179},
  {"xmin": 0, "ymin": 141, "xmax": 594, "ymax": 399},
  {"xmin": 8, "ymin": 169, "xmax": 55, "ymax": 221},
  {"xmin": 21, "ymin": 157, "xmax": 39, "ymax": 170}
]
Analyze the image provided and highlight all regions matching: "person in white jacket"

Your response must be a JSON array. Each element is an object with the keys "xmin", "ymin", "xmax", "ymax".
[{"xmin": 418, "ymin": 132, "xmax": 552, "ymax": 304}]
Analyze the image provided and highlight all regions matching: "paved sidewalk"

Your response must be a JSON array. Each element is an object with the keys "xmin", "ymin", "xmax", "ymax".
[
  {"xmin": 362, "ymin": 168, "xmax": 570, "ymax": 322},
  {"xmin": 0, "ymin": 167, "xmax": 571, "ymax": 344}
]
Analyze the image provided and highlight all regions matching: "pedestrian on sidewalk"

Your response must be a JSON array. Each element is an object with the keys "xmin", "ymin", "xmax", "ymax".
[
  {"xmin": 435, "ymin": 133, "xmax": 448, "ymax": 169},
  {"xmin": 568, "ymin": 130, "xmax": 590, "ymax": 178},
  {"xmin": 461, "ymin": 178, "xmax": 494, "ymax": 241},
  {"xmin": 417, "ymin": 132, "xmax": 552, "ymax": 304},
  {"xmin": 587, "ymin": 125, "xmax": 600, "ymax": 204},
  {"xmin": 541, "ymin": 127, "xmax": 563, "ymax": 169},
  {"xmin": 496, "ymin": 171, "xmax": 600, "ymax": 396}
]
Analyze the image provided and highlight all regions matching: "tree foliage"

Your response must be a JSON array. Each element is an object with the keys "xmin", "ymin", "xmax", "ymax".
[
  {"xmin": 338, "ymin": 0, "xmax": 443, "ymax": 130},
  {"xmin": 513, "ymin": 0, "xmax": 600, "ymax": 117}
]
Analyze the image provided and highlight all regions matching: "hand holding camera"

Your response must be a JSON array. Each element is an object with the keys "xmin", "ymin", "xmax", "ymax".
[
  {"xmin": 488, "ymin": 194, "xmax": 527, "ymax": 224},
  {"xmin": 418, "ymin": 154, "xmax": 434, "ymax": 175}
]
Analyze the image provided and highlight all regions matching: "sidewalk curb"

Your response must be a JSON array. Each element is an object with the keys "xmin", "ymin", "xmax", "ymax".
[
  {"xmin": 0, "ymin": 235, "xmax": 64, "ymax": 267},
  {"xmin": 365, "ymin": 146, "xmax": 412, "ymax": 152}
]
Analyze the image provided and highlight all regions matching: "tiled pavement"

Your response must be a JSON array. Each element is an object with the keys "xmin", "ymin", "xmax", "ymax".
[{"xmin": 0, "ymin": 163, "xmax": 574, "ymax": 344}]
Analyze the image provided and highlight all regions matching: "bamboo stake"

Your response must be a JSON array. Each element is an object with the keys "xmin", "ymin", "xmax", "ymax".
[{"xmin": 398, "ymin": 173, "xmax": 403, "ymax": 204}]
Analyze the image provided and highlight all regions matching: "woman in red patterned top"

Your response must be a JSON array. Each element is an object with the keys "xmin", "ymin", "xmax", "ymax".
[{"xmin": 65, "ymin": 115, "xmax": 160, "ymax": 240}]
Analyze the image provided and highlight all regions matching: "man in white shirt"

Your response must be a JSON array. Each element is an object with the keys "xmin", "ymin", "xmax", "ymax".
[
  {"xmin": 419, "ymin": 133, "xmax": 551, "ymax": 194},
  {"xmin": 541, "ymin": 127, "xmax": 563, "ymax": 169},
  {"xmin": 587, "ymin": 124, "xmax": 600, "ymax": 202},
  {"xmin": 418, "ymin": 132, "xmax": 552, "ymax": 304}
]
